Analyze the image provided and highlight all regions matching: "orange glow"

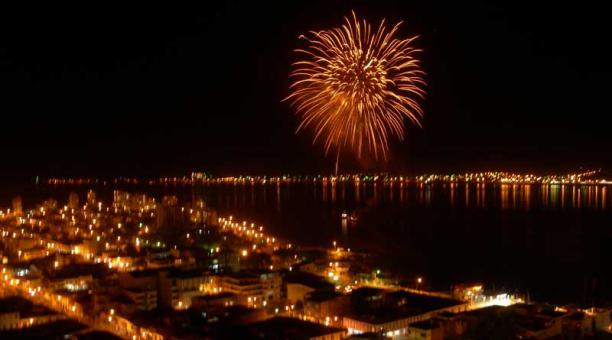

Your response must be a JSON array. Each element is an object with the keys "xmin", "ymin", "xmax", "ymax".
[{"xmin": 285, "ymin": 11, "xmax": 425, "ymax": 162}]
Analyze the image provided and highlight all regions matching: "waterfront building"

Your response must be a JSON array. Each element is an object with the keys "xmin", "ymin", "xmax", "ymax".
[{"xmin": 221, "ymin": 271, "xmax": 282, "ymax": 307}]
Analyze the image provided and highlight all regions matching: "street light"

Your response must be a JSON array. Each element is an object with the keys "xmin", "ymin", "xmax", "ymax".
[{"xmin": 417, "ymin": 277, "xmax": 423, "ymax": 290}]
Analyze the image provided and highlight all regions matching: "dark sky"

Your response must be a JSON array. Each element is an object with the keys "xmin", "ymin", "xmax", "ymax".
[{"xmin": 1, "ymin": 2, "xmax": 611, "ymax": 179}]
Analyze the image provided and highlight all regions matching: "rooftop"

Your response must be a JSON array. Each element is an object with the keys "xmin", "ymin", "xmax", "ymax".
[
  {"xmin": 224, "ymin": 270, "xmax": 276, "ymax": 280},
  {"xmin": 223, "ymin": 271, "xmax": 260, "ymax": 280},
  {"xmin": 247, "ymin": 317, "xmax": 345, "ymax": 339},
  {"xmin": 124, "ymin": 286, "xmax": 156, "ymax": 293},
  {"xmin": 0, "ymin": 319, "xmax": 86, "ymax": 338},
  {"xmin": 167, "ymin": 268, "xmax": 206, "ymax": 279},
  {"xmin": 461, "ymin": 305, "xmax": 504, "ymax": 317},
  {"xmin": 127, "ymin": 268, "xmax": 160, "ymax": 278},
  {"xmin": 519, "ymin": 315, "xmax": 555, "ymax": 332},
  {"xmin": 285, "ymin": 272, "xmax": 335, "ymax": 291},
  {"xmin": 305, "ymin": 290, "xmax": 343, "ymax": 303},
  {"xmin": 193, "ymin": 292, "xmax": 236, "ymax": 301},
  {"xmin": 387, "ymin": 290, "xmax": 462, "ymax": 309},
  {"xmin": 409, "ymin": 319, "xmax": 441, "ymax": 330},
  {"xmin": 47, "ymin": 263, "xmax": 106, "ymax": 280},
  {"xmin": 0, "ymin": 296, "xmax": 57, "ymax": 317},
  {"xmin": 537, "ymin": 309, "xmax": 567, "ymax": 319},
  {"xmin": 351, "ymin": 287, "xmax": 385, "ymax": 298},
  {"xmin": 347, "ymin": 290, "xmax": 465, "ymax": 324}
]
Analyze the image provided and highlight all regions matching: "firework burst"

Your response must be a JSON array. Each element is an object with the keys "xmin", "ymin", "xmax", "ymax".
[{"xmin": 285, "ymin": 11, "xmax": 426, "ymax": 164}]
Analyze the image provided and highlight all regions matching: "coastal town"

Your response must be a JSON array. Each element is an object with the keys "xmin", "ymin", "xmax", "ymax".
[
  {"xmin": 0, "ymin": 181, "xmax": 610, "ymax": 339},
  {"xmin": 4, "ymin": 1, "xmax": 612, "ymax": 338}
]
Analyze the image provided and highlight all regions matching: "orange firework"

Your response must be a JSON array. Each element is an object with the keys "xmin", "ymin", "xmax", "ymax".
[{"xmin": 285, "ymin": 11, "xmax": 426, "ymax": 164}]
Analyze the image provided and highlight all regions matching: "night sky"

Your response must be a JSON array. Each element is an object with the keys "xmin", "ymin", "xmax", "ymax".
[{"xmin": 1, "ymin": 2, "xmax": 611, "ymax": 179}]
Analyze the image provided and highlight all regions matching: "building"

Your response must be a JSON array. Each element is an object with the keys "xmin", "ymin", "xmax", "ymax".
[
  {"xmin": 415, "ymin": 303, "xmax": 606, "ymax": 339},
  {"xmin": 0, "ymin": 320, "xmax": 87, "ymax": 338},
  {"xmin": 516, "ymin": 315, "xmax": 563, "ymax": 339},
  {"xmin": 122, "ymin": 287, "xmax": 158, "ymax": 311},
  {"xmin": 585, "ymin": 307, "xmax": 611, "ymax": 331},
  {"xmin": 107, "ymin": 313, "xmax": 163, "ymax": 340},
  {"xmin": 68, "ymin": 192, "xmax": 79, "ymax": 210},
  {"xmin": 156, "ymin": 196, "xmax": 185, "ymax": 229},
  {"xmin": 0, "ymin": 296, "xmax": 66, "ymax": 330},
  {"xmin": 4, "ymin": 237, "xmax": 37, "ymax": 259},
  {"xmin": 41, "ymin": 198, "xmax": 58, "ymax": 212},
  {"xmin": 247, "ymin": 317, "xmax": 346, "ymax": 340},
  {"xmin": 118, "ymin": 269, "xmax": 160, "ymax": 311},
  {"xmin": 561, "ymin": 311, "xmax": 593, "ymax": 338},
  {"xmin": 286, "ymin": 272, "xmax": 335, "ymax": 306},
  {"xmin": 559, "ymin": 307, "xmax": 612, "ymax": 336},
  {"xmin": 304, "ymin": 290, "xmax": 350, "ymax": 325},
  {"xmin": 0, "ymin": 309, "xmax": 19, "ymax": 330},
  {"xmin": 287, "ymin": 282, "xmax": 316, "ymax": 306},
  {"xmin": 406, "ymin": 319, "xmax": 443, "ymax": 340},
  {"xmin": 191, "ymin": 172, "xmax": 207, "ymax": 182},
  {"xmin": 506, "ymin": 304, "xmax": 565, "ymax": 339},
  {"xmin": 451, "ymin": 305, "xmax": 504, "ymax": 336},
  {"xmin": 405, "ymin": 311, "xmax": 467, "ymax": 340},
  {"xmin": 113, "ymin": 191, "xmax": 156, "ymax": 212},
  {"xmin": 45, "ymin": 264, "xmax": 104, "ymax": 292},
  {"xmin": 21, "ymin": 246, "xmax": 48, "ymax": 261},
  {"xmin": 118, "ymin": 270, "xmax": 158, "ymax": 291},
  {"xmin": 191, "ymin": 292, "xmax": 238, "ymax": 311},
  {"xmin": 210, "ymin": 249, "xmax": 240, "ymax": 273},
  {"xmin": 5, "ymin": 236, "xmax": 49, "ymax": 261},
  {"xmin": 162, "ymin": 195, "xmax": 178, "ymax": 206},
  {"xmin": 159, "ymin": 268, "xmax": 210, "ymax": 309},
  {"xmin": 113, "ymin": 191, "xmax": 129, "ymax": 209},
  {"xmin": 47, "ymin": 273, "xmax": 93, "ymax": 292},
  {"xmin": 12, "ymin": 196, "xmax": 23, "ymax": 216},
  {"xmin": 86, "ymin": 190, "xmax": 96, "ymax": 206},
  {"xmin": 221, "ymin": 271, "xmax": 282, "ymax": 307},
  {"xmin": 343, "ymin": 289, "xmax": 468, "ymax": 338}
]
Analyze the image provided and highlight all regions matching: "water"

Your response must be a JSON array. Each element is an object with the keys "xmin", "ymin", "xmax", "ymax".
[{"xmin": 3, "ymin": 181, "xmax": 612, "ymax": 304}]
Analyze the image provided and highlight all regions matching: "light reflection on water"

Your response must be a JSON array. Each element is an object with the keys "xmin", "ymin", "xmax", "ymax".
[
  {"xmin": 204, "ymin": 182, "xmax": 612, "ymax": 303},
  {"xmin": 199, "ymin": 182, "xmax": 611, "ymax": 212}
]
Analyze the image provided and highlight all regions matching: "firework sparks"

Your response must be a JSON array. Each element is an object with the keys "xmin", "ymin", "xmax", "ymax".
[{"xmin": 285, "ymin": 11, "xmax": 426, "ymax": 164}]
